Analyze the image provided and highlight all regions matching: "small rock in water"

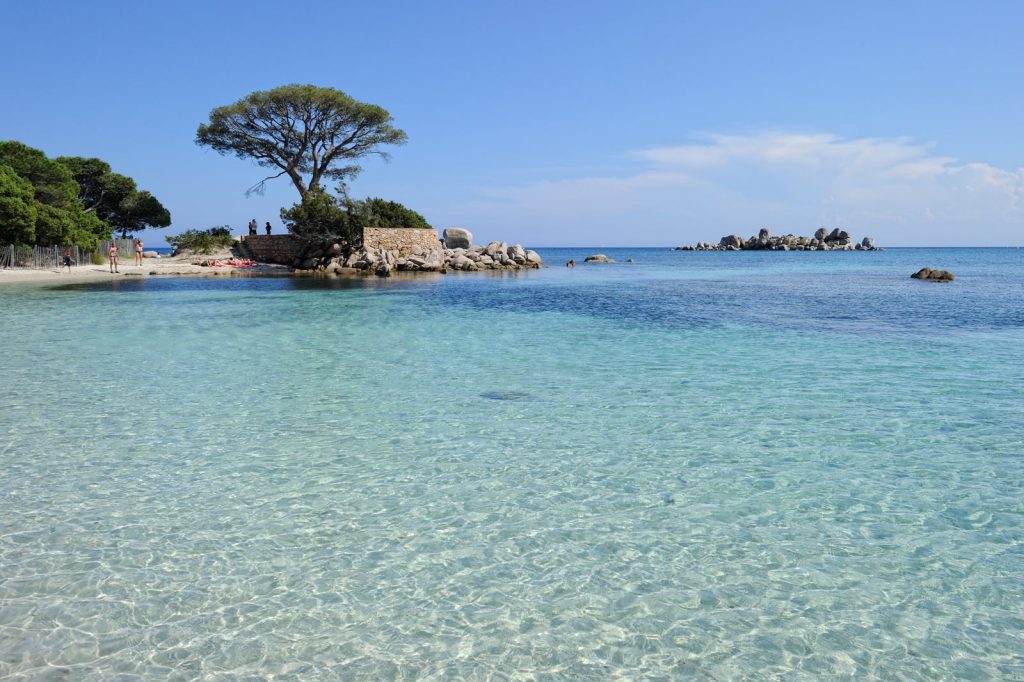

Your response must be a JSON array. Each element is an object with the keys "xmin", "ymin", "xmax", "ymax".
[
  {"xmin": 911, "ymin": 267, "xmax": 955, "ymax": 282},
  {"xmin": 480, "ymin": 390, "xmax": 533, "ymax": 401}
]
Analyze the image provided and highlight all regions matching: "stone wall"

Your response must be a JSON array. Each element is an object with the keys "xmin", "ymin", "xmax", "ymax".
[
  {"xmin": 362, "ymin": 227, "xmax": 441, "ymax": 254},
  {"xmin": 240, "ymin": 235, "xmax": 302, "ymax": 264},
  {"xmin": 242, "ymin": 229, "xmax": 441, "ymax": 265}
]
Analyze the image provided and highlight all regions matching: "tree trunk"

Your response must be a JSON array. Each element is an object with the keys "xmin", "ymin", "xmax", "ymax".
[{"xmin": 287, "ymin": 168, "xmax": 307, "ymax": 196}]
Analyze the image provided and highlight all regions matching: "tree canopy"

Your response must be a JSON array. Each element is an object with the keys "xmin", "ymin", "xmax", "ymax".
[
  {"xmin": 0, "ymin": 141, "xmax": 170, "ymax": 248},
  {"xmin": 195, "ymin": 84, "xmax": 407, "ymax": 197},
  {"xmin": 58, "ymin": 156, "xmax": 171, "ymax": 237},
  {"xmin": 0, "ymin": 141, "xmax": 79, "ymax": 210},
  {"xmin": 0, "ymin": 164, "xmax": 37, "ymax": 244}
]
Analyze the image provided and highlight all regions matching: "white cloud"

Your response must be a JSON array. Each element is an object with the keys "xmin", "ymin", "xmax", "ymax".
[{"xmin": 456, "ymin": 132, "xmax": 1024, "ymax": 246}]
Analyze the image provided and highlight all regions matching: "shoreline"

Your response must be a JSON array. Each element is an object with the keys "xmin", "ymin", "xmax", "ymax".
[{"xmin": 0, "ymin": 261, "xmax": 294, "ymax": 285}]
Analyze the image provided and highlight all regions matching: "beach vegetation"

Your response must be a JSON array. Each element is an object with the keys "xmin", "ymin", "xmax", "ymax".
[
  {"xmin": 281, "ymin": 190, "xmax": 431, "ymax": 243},
  {"xmin": 195, "ymin": 84, "xmax": 407, "ymax": 198},
  {"xmin": 280, "ymin": 188, "xmax": 354, "ymax": 241},
  {"xmin": 57, "ymin": 156, "xmax": 171, "ymax": 238},
  {"xmin": 0, "ymin": 142, "xmax": 112, "ymax": 249},
  {"xmin": 357, "ymin": 197, "xmax": 432, "ymax": 230},
  {"xmin": 166, "ymin": 226, "xmax": 236, "ymax": 254},
  {"xmin": 0, "ymin": 164, "xmax": 38, "ymax": 244},
  {"xmin": 0, "ymin": 141, "xmax": 80, "ymax": 210}
]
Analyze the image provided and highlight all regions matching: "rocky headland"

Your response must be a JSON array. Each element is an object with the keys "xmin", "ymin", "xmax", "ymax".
[
  {"xmin": 675, "ymin": 228, "xmax": 877, "ymax": 251},
  {"xmin": 290, "ymin": 228, "xmax": 543, "ymax": 277}
]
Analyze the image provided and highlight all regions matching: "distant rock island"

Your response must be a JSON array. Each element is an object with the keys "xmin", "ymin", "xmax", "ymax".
[{"xmin": 675, "ymin": 228, "xmax": 877, "ymax": 251}]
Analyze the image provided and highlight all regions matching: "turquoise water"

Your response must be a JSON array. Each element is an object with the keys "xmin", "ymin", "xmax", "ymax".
[{"xmin": 1, "ymin": 248, "xmax": 1022, "ymax": 679}]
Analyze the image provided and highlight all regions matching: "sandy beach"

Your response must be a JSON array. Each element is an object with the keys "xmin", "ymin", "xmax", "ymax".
[{"xmin": 0, "ymin": 257, "xmax": 291, "ymax": 285}]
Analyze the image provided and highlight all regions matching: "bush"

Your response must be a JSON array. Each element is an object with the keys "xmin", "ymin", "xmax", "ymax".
[
  {"xmin": 166, "ymin": 226, "xmax": 236, "ymax": 254},
  {"xmin": 281, "ymin": 190, "xmax": 431, "ymax": 244},
  {"xmin": 280, "ymin": 189, "xmax": 357, "ymax": 242},
  {"xmin": 360, "ymin": 197, "xmax": 431, "ymax": 230}
]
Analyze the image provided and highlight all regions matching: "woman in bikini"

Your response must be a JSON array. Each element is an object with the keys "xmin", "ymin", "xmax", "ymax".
[
  {"xmin": 108, "ymin": 242, "xmax": 119, "ymax": 273},
  {"xmin": 135, "ymin": 239, "xmax": 144, "ymax": 266}
]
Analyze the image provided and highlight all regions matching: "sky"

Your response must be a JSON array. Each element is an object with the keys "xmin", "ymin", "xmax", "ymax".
[{"xmin": 2, "ymin": 0, "xmax": 1022, "ymax": 246}]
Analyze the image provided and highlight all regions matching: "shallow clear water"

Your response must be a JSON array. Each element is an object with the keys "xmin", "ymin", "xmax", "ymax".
[{"xmin": 1, "ymin": 248, "xmax": 1022, "ymax": 679}]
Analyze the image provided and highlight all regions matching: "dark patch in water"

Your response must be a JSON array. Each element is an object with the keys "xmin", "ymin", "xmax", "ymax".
[{"xmin": 480, "ymin": 390, "xmax": 533, "ymax": 401}]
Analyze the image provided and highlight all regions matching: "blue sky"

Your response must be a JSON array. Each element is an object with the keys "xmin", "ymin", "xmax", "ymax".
[{"xmin": 3, "ymin": 0, "xmax": 1022, "ymax": 246}]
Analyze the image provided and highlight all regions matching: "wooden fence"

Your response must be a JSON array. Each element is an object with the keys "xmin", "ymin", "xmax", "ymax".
[{"xmin": 0, "ymin": 239, "xmax": 135, "ymax": 269}]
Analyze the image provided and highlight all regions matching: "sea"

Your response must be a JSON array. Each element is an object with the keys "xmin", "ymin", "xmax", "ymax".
[{"xmin": 1, "ymin": 247, "xmax": 1022, "ymax": 679}]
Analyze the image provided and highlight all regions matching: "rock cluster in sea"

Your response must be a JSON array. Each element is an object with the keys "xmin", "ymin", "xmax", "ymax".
[
  {"xmin": 674, "ymin": 228, "xmax": 877, "ymax": 251},
  {"xmin": 292, "ymin": 241, "xmax": 543, "ymax": 277},
  {"xmin": 911, "ymin": 267, "xmax": 955, "ymax": 282}
]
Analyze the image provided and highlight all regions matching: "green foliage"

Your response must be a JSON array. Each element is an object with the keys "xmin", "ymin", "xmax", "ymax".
[
  {"xmin": 280, "ymin": 189, "xmax": 356, "ymax": 242},
  {"xmin": 166, "ymin": 227, "xmax": 236, "ymax": 254},
  {"xmin": 57, "ymin": 156, "xmax": 171, "ymax": 237},
  {"xmin": 0, "ymin": 164, "xmax": 37, "ymax": 244},
  {"xmin": 358, "ymin": 197, "xmax": 431, "ymax": 229},
  {"xmin": 0, "ymin": 141, "xmax": 78, "ymax": 210},
  {"xmin": 281, "ymin": 190, "xmax": 431, "ymax": 243},
  {"xmin": 196, "ymin": 84, "xmax": 407, "ymax": 197},
  {"xmin": 0, "ymin": 142, "xmax": 129, "ymax": 249},
  {"xmin": 32, "ymin": 204, "xmax": 107, "ymax": 251},
  {"xmin": 68, "ymin": 209, "xmax": 109, "ymax": 251},
  {"xmin": 112, "ymin": 189, "xmax": 170, "ymax": 237},
  {"xmin": 32, "ymin": 203, "xmax": 76, "ymax": 246}
]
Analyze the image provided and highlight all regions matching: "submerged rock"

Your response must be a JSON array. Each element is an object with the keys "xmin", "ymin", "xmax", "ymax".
[
  {"xmin": 480, "ymin": 390, "xmax": 533, "ymax": 401},
  {"xmin": 584, "ymin": 254, "xmax": 615, "ymax": 263}
]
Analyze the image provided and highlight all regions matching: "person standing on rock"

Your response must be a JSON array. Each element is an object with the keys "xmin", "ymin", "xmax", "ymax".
[
  {"xmin": 108, "ymin": 242, "xmax": 119, "ymax": 273},
  {"xmin": 265, "ymin": 221, "xmax": 272, "ymax": 235},
  {"xmin": 248, "ymin": 219, "xmax": 257, "ymax": 236}
]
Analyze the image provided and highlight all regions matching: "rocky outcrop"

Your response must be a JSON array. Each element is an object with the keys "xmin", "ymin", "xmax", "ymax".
[
  {"xmin": 584, "ymin": 254, "xmax": 615, "ymax": 263},
  {"xmin": 675, "ymin": 228, "xmax": 878, "ymax": 251},
  {"xmin": 291, "ymin": 240, "xmax": 542, "ymax": 277},
  {"xmin": 911, "ymin": 267, "xmax": 955, "ymax": 282},
  {"xmin": 443, "ymin": 227, "xmax": 473, "ymax": 249}
]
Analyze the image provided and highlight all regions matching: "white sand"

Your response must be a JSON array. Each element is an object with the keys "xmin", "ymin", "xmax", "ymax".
[{"xmin": 0, "ymin": 257, "xmax": 291, "ymax": 285}]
